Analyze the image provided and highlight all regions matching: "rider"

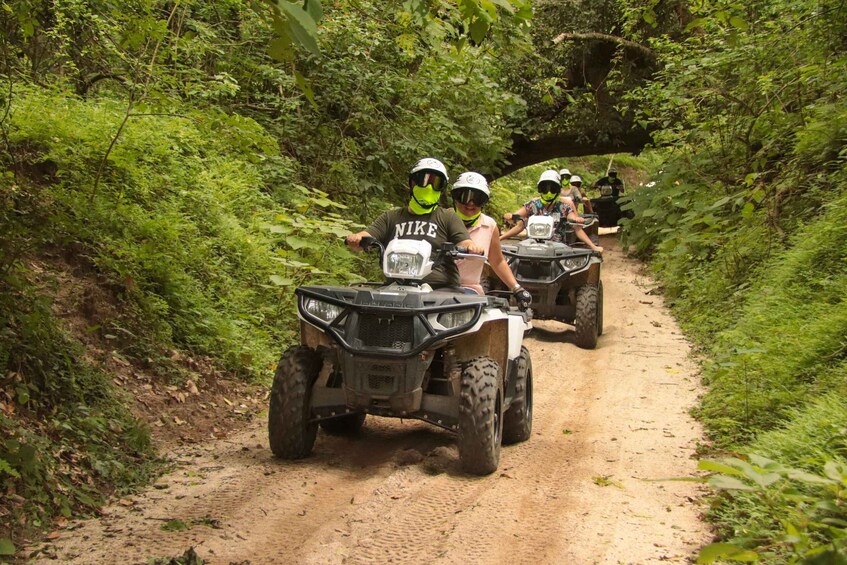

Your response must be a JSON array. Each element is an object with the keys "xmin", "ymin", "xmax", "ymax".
[
  {"xmin": 562, "ymin": 174, "xmax": 593, "ymax": 214},
  {"xmin": 593, "ymin": 169, "xmax": 625, "ymax": 198},
  {"xmin": 450, "ymin": 172, "xmax": 532, "ymax": 307},
  {"xmin": 345, "ymin": 158, "xmax": 484, "ymax": 288},
  {"xmin": 499, "ymin": 170, "xmax": 603, "ymax": 253},
  {"xmin": 558, "ymin": 168, "xmax": 572, "ymax": 183}
]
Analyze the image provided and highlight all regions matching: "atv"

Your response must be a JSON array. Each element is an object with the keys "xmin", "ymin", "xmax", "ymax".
[
  {"xmin": 590, "ymin": 183, "xmax": 633, "ymax": 228},
  {"xmin": 489, "ymin": 215, "xmax": 603, "ymax": 349},
  {"xmin": 268, "ymin": 237, "xmax": 533, "ymax": 475}
]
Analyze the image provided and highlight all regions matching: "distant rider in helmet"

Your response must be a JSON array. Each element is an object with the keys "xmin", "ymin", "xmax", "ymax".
[
  {"xmin": 499, "ymin": 170, "xmax": 604, "ymax": 253},
  {"xmin": 346, "ymin": 158, "xmax": 484, "ymax": 289},
  {"xmin": 562, "ymin": 174, "xmax": 593, "ymax": 214},
  {"xmin": 450, "ymin": 172, "xmax": 532, "ymax": 308},
  {"xmin": 593, "ymin": 169, "xmax": 625, "ymax": 198}
]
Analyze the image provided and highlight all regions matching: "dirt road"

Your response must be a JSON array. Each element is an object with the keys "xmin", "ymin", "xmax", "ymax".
[{"xmin": 35, "ymin": 234, "xmax": 711, "ymax": 564}]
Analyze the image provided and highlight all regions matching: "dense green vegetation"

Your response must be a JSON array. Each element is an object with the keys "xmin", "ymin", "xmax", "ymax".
[
  {"xmin": 0, "ymin": 0, "xmax": 533, "ymax": 549},
  {"xmin": 1, "ymin": 0, "xmax": 845, "ymax": 560},
  {"xmin": 620, "ymin": 0, "xmax": 847, "ymax": 559}
]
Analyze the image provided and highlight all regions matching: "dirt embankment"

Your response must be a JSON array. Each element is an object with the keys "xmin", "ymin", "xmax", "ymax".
[{"xmin": 29, "ymin": 234, "xmax": 711, "ymax": 564}]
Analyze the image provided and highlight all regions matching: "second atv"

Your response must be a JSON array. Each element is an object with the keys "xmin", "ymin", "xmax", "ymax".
[{"xmin": 489, "ymin": 215, "xmax": 603, "ymax": 349}]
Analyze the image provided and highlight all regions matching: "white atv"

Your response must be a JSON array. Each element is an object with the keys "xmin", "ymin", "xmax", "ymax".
[
  {"xmin": 268, "ymin": 238, "xmax": 533, "ymax": 475},
  {"xmin": 492, "ymin": 215, "xmax": 603, "ymax": 349}
]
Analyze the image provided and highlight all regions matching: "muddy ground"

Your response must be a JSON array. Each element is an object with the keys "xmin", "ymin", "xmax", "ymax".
[{"xmin": 29, "ymin": 234, "xmax": 712, "ymax": 564}]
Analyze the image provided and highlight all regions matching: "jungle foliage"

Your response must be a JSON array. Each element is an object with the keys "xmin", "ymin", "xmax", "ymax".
[
  {"xmin": 1, "ymin": 0, "xmax": 845, "ymax": 559},
  {"xmin": 0, "ymin": 0, "xmax": 532, "ymax": 548},
  {"xmin": 619, "ymin": 0, "xmax": 847, "ymax": 560}
]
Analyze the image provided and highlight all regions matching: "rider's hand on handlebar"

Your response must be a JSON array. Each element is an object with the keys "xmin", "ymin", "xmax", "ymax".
[
  {"xmin": 513, "ymin": 287, "xmax": 532, "ymax": 310},
  {"xmin": 467, "ymin": 242, "xmax": 485, "ymax": 255}
]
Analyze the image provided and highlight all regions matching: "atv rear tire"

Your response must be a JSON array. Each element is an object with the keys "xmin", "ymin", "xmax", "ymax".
[
  {"xmin": 597, "ymin": 281, "xmax": 604, "ymax": 337},
  {"xmin": 458, "ymin": 356, "xmax": 503, "ymax": 475},
  {"xmin": 319, "ymin": 413, "xmax": 366, "ymax": 436},
  {"xmin": 268, "ymin": 346, "xmax": 321, "ymax": 459},
  {"xmin": 503, "ymin": 346, "xmax": 533, "ymax": 444},
  {"xmin": 574, "ymin": 284, "xmax": 599, "ymax": 349}
]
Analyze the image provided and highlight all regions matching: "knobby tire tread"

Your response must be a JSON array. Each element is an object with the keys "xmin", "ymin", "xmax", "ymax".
[
  {"xmin": 268, "ymin": 346, "xmax": 320, "ymax": 459},
  {"xmin": 503, "ymin": 346, "xmax": 533, "ymax": 444},
  {"xmin": 458, "ymin": 356, "xmax": 502, "ymax": 475}
]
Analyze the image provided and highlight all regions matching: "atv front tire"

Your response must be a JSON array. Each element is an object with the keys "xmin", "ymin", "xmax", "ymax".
[
  {"xmin": 320, "ymin": 413, "xmax": 366, "ymax": 436},
  {"xmin": 574, "ymin": 284, "xmax": 600, "ymax": 349},
  {"xmin": 268, "ymin": 346, "xmax": 321, "ymax": 458},
  {"xmin": 503, "ymin": 346, "xmax": 533, "ymax": 444},
  {"xmin": 458, "ymin": 356, "xmax": 503, "ymax": 475}
]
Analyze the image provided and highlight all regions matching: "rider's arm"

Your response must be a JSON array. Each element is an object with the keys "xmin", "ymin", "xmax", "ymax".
[
  {"xmin": 499, "ymin": 208, "xmax": 529, "ymax": 241},
  {"xmin": 345, "ymin": 230, "xmax": 373, "ymax": 251},
  {"xmin": 565, "ymin": 207, "xmax": 585, "ymax": 224},
  {"xmin": 487, "ymin": 231, "xmax": 520, "ymax": 291}
]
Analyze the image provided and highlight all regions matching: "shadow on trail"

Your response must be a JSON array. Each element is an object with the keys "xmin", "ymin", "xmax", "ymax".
[{"xmin": 529, "ymin": 323, "xmax": 576, "ymax": 345}]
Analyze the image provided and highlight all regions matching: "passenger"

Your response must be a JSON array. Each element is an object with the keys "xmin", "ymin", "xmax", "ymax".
[
  {"xmin": 450, "ymin": 172, "xmax": 531, "ymax": 307},
  {"xmin": 499, "ymin": 170, "xmax": 604, "ymax": 253},
  {"xmin": 563, "ymin": 174, "xmax": 593, "ymax": 214},
  {"xmin": 345, "ymin": 158, "xmax": 484, "ymax": 289}
]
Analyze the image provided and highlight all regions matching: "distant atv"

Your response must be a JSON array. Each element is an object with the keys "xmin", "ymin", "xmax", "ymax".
[
  {"xmin": 590, "ymin": 183, "xmax": 633, "ymax": 228},
  {"xmin": 269, "ymin": 238, "xmax": 533, "ymax": 475},
  {"xmin": 489, "ymin": 215, "xmax": 603, "ymax": 349}
]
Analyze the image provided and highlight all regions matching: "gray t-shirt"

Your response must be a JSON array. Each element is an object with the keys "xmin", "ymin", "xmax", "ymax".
[{"xmin": 367, "ymin": 207, "xmax": 470, "ymax": 288}]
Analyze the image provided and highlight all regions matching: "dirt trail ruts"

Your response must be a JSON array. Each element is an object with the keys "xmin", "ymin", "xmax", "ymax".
[{"xmin": 33, "ymin": 234, "xmax": 711, "ymax": 564}]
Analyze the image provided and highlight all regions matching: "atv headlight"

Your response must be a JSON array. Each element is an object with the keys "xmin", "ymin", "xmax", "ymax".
[
  {"xmin": 527, "ymin": 222, "xmax": 554, "ymax": 240},
  {"xmin": 385, "ymin": 251, "xmax": 426, "ymax": 278},
  {"xmin": 436, "ymin": 309, "xmax": 475, "ymax": 329},
  {"xmin": 560, "ymin": 256, "xmax": 590, "ymax": 271},
  {"xmin": 304, "ymin": 298, "xmax": 344, "ymax": 322}
]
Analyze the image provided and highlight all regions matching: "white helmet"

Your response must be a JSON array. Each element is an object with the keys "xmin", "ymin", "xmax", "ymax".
[
  {"xmin": 452, "ymin": 172, "xmax": 490, "ymax": 195},
  {"xmin": 410, "ymin": 158, "xmax": 449, "ymax": 182},
  {"xmin": 537, "ymin": 169, "xmax": 562, "ymax": 189},
  {"xmin": 558, "ymin": 168, "xmax": 572, "ymax": 179},
  {"xmin": 452, "ymin": 172, "xmax": 490, "ymax": 205},
  {"xmin": 570, "ymin": 175, "xmax": 582, "ymax": 184}
]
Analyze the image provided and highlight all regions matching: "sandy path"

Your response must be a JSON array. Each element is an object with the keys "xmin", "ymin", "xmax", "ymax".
[{"xmin": 34, "ymin": 234, "xmax": 711, "ymax": 564}]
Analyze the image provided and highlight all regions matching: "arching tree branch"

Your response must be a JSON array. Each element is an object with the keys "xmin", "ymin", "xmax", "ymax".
[
  {"xmin": 553, "ymin": 32, "xmax": 656, "ymax": 61},
  {"xmin": 495, "ymin": 129, "xmax": 653, "ymax": 178}
]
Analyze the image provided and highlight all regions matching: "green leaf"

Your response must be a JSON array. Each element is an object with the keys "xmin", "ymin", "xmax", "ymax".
[
  {"xmin": 709, "ymin": 475, "xmax": 756, "ymax": 491},
  {"xmin": 699, "ymin": 459, "xmax": 744, "ymax": 476},
  {"xmin": 269, "ymin": 275, "xmax": 294, "ymax": 286},
  {"xmin": 489, "ymin": 0, "xmax": 516, "ymax": 13},
  {"xmin": 697, "ymin": 542, "xmax": 759, "ymax": 563},
  {"xmin": 294, "ymin": 70, "xmax": 317, "ymax": 108},
  {"xmin": 284, "ymin": 236, "xmax": 319, "ymax": 250},
  {"xmin": 268, "ymin": 35, "xmax": 294, "ymax": 62},
  {"xmin": 161, "ymin": 519, "xmax": 189, "ymax": 532},
  {"xmin": 469, "ymin": 17, "xmax": 489, "ymax": 44},
  {"xmin": 0, "ymin": 459, "xmax": 21, "ymax": 478},
  {"xmin": 729, "ymin": 16, "xmax": 749, "ymax": 30},
  {"xmin": 684, "ymin": 17, "xmax": 708, "ymax": 31},
  {"xmin": 277, "ymin": 1, "xmax": 320, "ymax": 55},
  {"xmin": 0, "ymin": 538, "xmax": 15, "ymax": 556},
  {"xmin": 303, "ymin": 0, "xmax": 323, "ymax": 22}
]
